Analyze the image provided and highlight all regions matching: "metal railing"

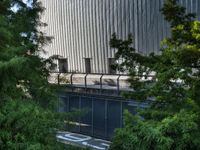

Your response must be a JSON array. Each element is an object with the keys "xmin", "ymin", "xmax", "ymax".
[{"xmin": 53, "ymin": 73, "xmax": 134, "ymax": 96}]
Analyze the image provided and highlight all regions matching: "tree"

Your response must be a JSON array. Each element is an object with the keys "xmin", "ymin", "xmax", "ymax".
[
  {"xmin": 109, "ymin": 0, "xmax": 200, "ymax": 149},
  {"xmin": 0, "ymin": 0, "xmax": 56, "ymax": 106},
  {"xmin": 0, "ymin": 100, "xmax": 61, "ymax": 149},
  {"xmin": 0, "ymin": 0, "xmax": 76, "ymax": 149}
]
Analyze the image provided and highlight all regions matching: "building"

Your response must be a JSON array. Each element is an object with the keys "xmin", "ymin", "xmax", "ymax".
[
  {"xmin": 41, "ymin": 0, "xmax": 200, "ymax": 140},
  {"xmin": 41, "ymin": 0, "xmax": 200, "ymax": 74}
]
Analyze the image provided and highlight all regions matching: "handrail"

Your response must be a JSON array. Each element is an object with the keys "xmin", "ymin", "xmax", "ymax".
[
  {"xmin": 50, "ymin": 71, "xmax": 127, "ymax": 76},
  {"xmin": 100, "ymin": 74, "xmax": 104, "ymax": 94},
  {"xmin": 70, "ymin": 73, "xmax": 74, "ymax": 86},
  {"xmin": 117, "ymin": 75, "xmax": 121, "ymax": 95},
  {"xmin": 50, "ymin": 71, "xmax": 155, "ymax": 78},
  {"xmin": 57, "ymin": 73, "xmax": 61, "ymax": 85},
  {"xmin": 85, "ymin": 74, "xmax": 88, "ymax": 92}
]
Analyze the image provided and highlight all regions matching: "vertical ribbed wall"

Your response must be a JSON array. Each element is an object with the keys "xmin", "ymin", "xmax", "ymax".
[{"xmin": 41, "ymin": 0, "xmax": 200, "ymax": 74}]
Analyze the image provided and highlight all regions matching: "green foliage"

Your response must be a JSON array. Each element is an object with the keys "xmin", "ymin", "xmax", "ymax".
[
  {"xmin": 0, "ymin": 100, "xmax": 65, "ymax": 149},
  {"xmin": 110, "ymin": 110, "xmax": 200, "ymax": 150},
  {"xmin": 110, "ymin": 0, "xmax": 200, "ymax": 149},
  {"xmin": 0, "ymin": 0, "xmax": 55, "ymax": 106},
  {"xmin": 0, "ymin": 0, "xmax": 82, "ymax": 149},
  {"xmin": 0, "ymin": 100, "xmax": 87, "ymax": 150}
]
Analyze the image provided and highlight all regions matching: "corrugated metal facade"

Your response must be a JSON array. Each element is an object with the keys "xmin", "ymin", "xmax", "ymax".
[{"xmin": 41, "ymin": 0, "xmax": 200, "ymax": 74}]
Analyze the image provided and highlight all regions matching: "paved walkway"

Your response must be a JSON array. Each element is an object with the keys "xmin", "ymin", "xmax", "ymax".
[{"xmin": 57, "ymin": 131, "xmax": 111, "ymax": 150}]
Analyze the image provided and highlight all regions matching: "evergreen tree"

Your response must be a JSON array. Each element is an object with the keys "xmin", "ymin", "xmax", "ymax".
[
  {"xmin": 110, "ymin": 0, "xmax": 200, "ymax": 149},
  {"xmin": 0, "ymin": 0, "xmax": 75, "ymax": 149},
  {"xmin": 0, "ymin": 0, "xmax": 55, "ymax": 106}
]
